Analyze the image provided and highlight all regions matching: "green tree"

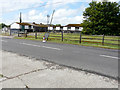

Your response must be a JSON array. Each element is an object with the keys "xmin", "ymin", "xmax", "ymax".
[
  {"xmin": 82, "ymin": 1, "xmax": 120, "ymax": 36},
  {"xmin": 0, "ymin": 23, "xmax": 8, "ymax": 29},
  {"xmin": 55, "ymin": 24, "xmax": 61, "ymax": 26}
]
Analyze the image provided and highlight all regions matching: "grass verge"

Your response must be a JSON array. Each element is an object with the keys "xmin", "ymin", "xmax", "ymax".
[{"xmin": 14, "ymin": 36, "xmax": 119, "ymax": 50}]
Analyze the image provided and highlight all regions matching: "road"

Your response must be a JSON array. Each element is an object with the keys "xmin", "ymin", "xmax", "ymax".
[{"xmin": 1, "ymin": 37, "xmax": 118, "ymax": 79}]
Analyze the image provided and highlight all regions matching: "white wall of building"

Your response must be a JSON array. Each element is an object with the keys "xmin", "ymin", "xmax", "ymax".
[
  {"xmin": 56, "ymin": 27, "xmax": 60, "ymax": 30},
  {"xmin": 48, "ymin": 26, "xmax": 83, "ymax": 31},
  {"xmin": 63, "ymin": 27, "xmax": 67, "ymax": 31},
  {"xmin": 10, "ymin": 23, "xmax": 20, "ymax": 29},
  {"xmin": 79, "ymin": 27, "xmax": 83, "ymax": 31},
  {"xmin": 71, "ymin": 27, "xmax": 75, "ymax": 31},
  {"xmin": 48, "ymin": 27, "xmax": 53, "ymax": 30},
  {"xmin": 25, "ymin": 26, "xmax": 29, "ymax": 29}
]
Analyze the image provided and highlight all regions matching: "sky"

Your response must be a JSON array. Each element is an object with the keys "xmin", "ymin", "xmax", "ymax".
[{"xmin": 0, "ymin": 0, "xmax": 119, "ymax": 26}]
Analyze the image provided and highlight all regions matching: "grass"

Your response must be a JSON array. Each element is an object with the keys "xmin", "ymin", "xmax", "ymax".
[
  {"xmin": 0, "ymin": 31, "xmax": 118, "ymax": 49},
  {"xmin": 14, "ymin": 33, "xmax": 119, "ymax": 50},
  {"xmin": 0, "ymin": 33, "xmax": 10, "ymax": 36}
]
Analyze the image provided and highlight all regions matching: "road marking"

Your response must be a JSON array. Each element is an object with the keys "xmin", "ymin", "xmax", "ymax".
[
  {"xmin": 21, "ymin": 43, "xmax": 41, "ymax": 47},
  {"xmin": 1, "ymin": 40, "xmax": 7, "ymax": 42},
  {"xmin": 20, "ymin": 43, "xmax": 62, "ymax": 50},
  {"xmin": 0, "ymin": 78, "xmax": 6, "ymax": 82},
  {"xmin": 42, "ymin": 46, "xmax": 61, "ymax": 50},
  {"xmin": 100, "ymin": 55, "xmax": 119, "ymax": 59}
]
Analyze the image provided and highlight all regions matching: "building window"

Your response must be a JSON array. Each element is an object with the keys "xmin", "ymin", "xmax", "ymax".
[
  {"xmin": 20, "ymin": 25, "xmax": 25, "ymax": 31},
  {"xmin": 60, "ymin": 27, "xmax": 63, "ymax": 30},
  {"xmin": 29, "ymin": 25, "xmax": 31, "ymax": 29},
  {"xmin": 25, "ymin": 26, "xmax": 29, "ymax": 29},
  {"xmin": 31, "ymin": 26, "xmax": 33, "ymax": 29},
  {"xmin": 75, "ymin": 27, "xmax": 79, "ymax": 30},
  {"xmin": 53, "ymin": 27, "xmax": 56, "ymax": 30},
  {"xmin": 67, "ymin": 27, "xmax": 71, "ymax": 30}
]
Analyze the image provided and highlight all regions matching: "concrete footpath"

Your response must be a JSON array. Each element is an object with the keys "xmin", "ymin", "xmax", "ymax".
[{"xmin": 0, "ymin": 50, "xmax": 118, "ymax": 88}]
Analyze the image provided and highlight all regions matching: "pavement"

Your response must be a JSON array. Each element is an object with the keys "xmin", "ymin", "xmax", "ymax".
[
  {"xmin": 1, "ymin": 36, "xmax": 118, "ymax": 79},
  {"xmin": 0, "ymin": 50, "xmax": 118, "ymax": 88}
]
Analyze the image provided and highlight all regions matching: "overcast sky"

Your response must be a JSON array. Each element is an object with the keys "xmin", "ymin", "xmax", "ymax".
[{"xmin": 0, "ymin": 0, "xmax": 119, "ymax": 25}]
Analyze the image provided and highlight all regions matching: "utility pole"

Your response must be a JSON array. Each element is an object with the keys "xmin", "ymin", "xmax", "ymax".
[
  {"xmin": 20, "ymin": 12, "xmax": 22, "ymax": 23},
  {"xmin": 47, "ymin": 14, "xmax": 50, "ymax": 25},
  {"xmin": 47, "ymin": 15, "xmax": 50, "ymax": 32},
  {"xmin": 18, "ymin": 12, "xmax": 22, "ymax": 37},
  {"xmin": 47, "ymin": 10, "xmax": 55, "ymax": 33},
  {"xmin": 50, "ymin": 10, "xmax": 55, "ymax": 25}
]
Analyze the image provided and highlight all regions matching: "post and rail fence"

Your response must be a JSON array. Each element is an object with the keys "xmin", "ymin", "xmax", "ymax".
[
  {"xmin": 15, "ymin": 30, "xmax": 119, "ymax": 47},
  {"xmin": 47, "ymin": 31, "xmax": 120, "ymax": 46}
]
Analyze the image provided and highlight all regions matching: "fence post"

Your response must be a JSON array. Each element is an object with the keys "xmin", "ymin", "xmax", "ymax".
[
  {"xmin": 25, "ymin": 30, "xmax": 27, "ymax": 37},
  {"xmin": 102, "ymin": 34, "xmax": 105, "ymax": 45},
  {"xmin": 61, "ymin": 30, "xmax": 63, "ymax": 41},
  {"xmin": 35, "ymin": 31, "xmax": 37, "ymax": 39},
  {"xmin": 10, "ymin": 29, "xmax": 11, "ymax": 36},
  {"xmin": 79, "ymin": 32, "xmax": 82, "ymax": 43},
  {"xmin": 18, "ymin": 30, "xmax": 19, "ymax": 37}
]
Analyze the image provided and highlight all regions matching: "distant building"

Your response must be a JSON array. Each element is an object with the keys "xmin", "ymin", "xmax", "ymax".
[
  {"xmin": 10, "ymin": 22, "xmax": 48, "ymax": 34},
  {"xmin": 10, "ymin": 22, "xmax": 83, "ymax": 34},
  {"xmin": 2, "ymin": 26, "xmax": 10, "ymax": 33},
  {"xmin": 48, "ymin": 24, "xmax": 83, "ymax": 33},
  {"xmin": 66, "ymin": 24, "xmax": 83, "ymax": 32},
  {"xmin": 10, "ymin": 22, "xmax": 20, "ymax": 34}
]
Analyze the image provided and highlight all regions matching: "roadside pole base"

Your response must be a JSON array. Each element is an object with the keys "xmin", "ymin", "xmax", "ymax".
[{"xmin": 43, "ymin": 40, "xmax": 46, "ymax": 43}]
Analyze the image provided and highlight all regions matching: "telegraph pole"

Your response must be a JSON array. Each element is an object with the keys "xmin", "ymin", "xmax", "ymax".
[
  {"xmin": 46, "ymin": 14, "xmax": 50, "ymax": 33},
  {"xmin": 47, "ymin": 14, "xmax": 50, "ymax": 25},
  {"xmin": 50, "ymin": 10, "xmax": 55, "ymax": 25},
  {"xmin": 20, "ymin": 12, "xmax": 22, "ymax": 23},
  {"xmin": 18, "ymin": 12, "xmax": 22, "ymax": 37}
]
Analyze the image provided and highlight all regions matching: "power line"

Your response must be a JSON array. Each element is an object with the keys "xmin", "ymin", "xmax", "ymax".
[
  {"xmin": 11, "ymin": 2, "xmax": 63, "ymax": 12},
  {"xmin": 4, "ymin": 1, "xmax": 88, "ymax": 13}
]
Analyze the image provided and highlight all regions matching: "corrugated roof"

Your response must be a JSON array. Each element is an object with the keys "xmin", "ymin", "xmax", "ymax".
[
  {"xmin": 66, "ymin": 24, "xmax": 82, "ymax": 27},
  {"xmin": 16, "ymin": 22, "xmax": 48, "ymax": 27},
  {"xmin": 16, "ymin": 22, "xmax": 83, "ymax": 27},
  {"xmin": 34, "ymin": 23, "xmax": 48, "ymax": 27},
  {"xmin": 16, "ymin": 22, "xmax": 31, "ymax": 26}
]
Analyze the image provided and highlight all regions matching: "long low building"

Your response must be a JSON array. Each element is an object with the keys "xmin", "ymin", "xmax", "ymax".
[
  {"xmin": 48, "ymin": 24, "xmax": 83, "ymax": 32},
  {"xmin": 10, "ymin": 22, "xmax": 83, "ymax": 33},
  {"xmin": 10, "ymin": 22, "xmax": 48, "ymax": 33}
]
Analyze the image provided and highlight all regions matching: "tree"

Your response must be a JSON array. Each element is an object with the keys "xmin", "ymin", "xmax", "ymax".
[
  {"xmin": 0, "ymin": 23, "xmax": 8, "ymax": 29},
  {"xmin": 82, "ymin": 1, "xmax": 120, "ymax": 36},
  {"xmin": 55, "ymin": 24, "xmax": 61, "ymax": 26}
]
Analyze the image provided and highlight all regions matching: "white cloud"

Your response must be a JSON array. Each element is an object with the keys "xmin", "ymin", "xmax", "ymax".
[
  {"xmin": 54, "ymin": 9, "xmax": 78, "ymax": 18},
  {"xmin": 0, "ymin": 0, "xmax": 44, "ymax": 14},
  {"xmin": 2, "ymin": 0, "xmax": 119, "ymax": 25},
  {"xmin": 94, "ymin": 0, "xmax": 119, "ymax": 2},
  {"xmin": 53, "ymin": 15, "xmax": 84, "ymax": 25},
  {"xmin": 21, "ymin": 8, "xmax": 84, "ymax": 25},
  {"xmin": 22, "ymin": 11, "xmax": 46, "ymax": 24},
  {"xmin": 29, "ymin": 10, "xmax": 36, "ymax": 16},
  {"xmin": 1, "ymin": 0, "xmax": 119, "ymax": 14},
  {"xmin": 45, "ymin": 0, "xmax": 91, "ymax": 9}
]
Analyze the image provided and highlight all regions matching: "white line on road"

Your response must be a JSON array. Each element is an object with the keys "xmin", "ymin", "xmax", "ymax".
[
  {"xmin": 20, "ymin": 43, "xmax": 62, "ymax": 50},
  {"xmin": 20, "ymin": 43, "xmax": 41, "ymax": 47},
  {"xmin": 0, "ymin": 78, "xmax": 6, "ymax": 82},
  {"xmin": 100, "ymin": 55, "xmax": 119, "ymax": 59},
  {"xmin": 42, "ymin": 46, "xmax": 61, "ymax": 50},
  {"xmin": 1, "ymin": 40, "xmax": 7, "ymax": 42}
]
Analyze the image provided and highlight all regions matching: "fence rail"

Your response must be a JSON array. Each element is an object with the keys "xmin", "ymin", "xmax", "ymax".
[
  {"xmin": 20, "ymin": 31, "xmax": 119, "ymax": 47},
  {"xmin": 47, "ymin": 32, "xmax": 120, "ymax": 46}
]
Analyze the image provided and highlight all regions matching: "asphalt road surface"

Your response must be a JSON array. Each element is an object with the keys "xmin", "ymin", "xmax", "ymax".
[{"xmin": 1, "ymin": 37, "xmax": 118, "ymax": 79}]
